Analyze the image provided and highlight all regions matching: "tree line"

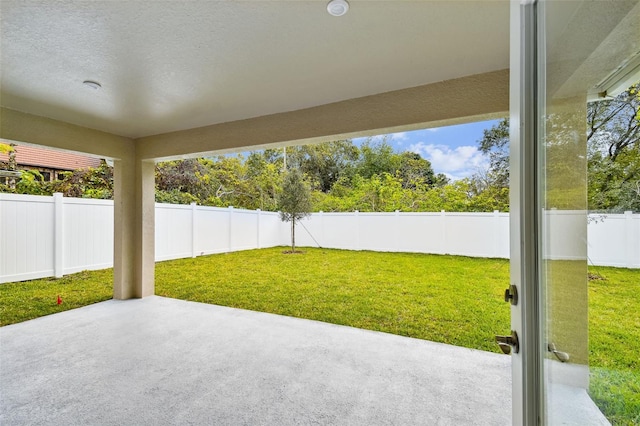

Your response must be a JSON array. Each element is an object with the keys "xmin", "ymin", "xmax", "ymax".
[{"xmin": 0, "ymin": 137, "xmax": 509, "ymax": 212}]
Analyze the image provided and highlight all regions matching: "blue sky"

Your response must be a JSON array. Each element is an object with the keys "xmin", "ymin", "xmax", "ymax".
[{"xmin": 355, "ymin": 119, "xmax": 501, "ymax": 181}]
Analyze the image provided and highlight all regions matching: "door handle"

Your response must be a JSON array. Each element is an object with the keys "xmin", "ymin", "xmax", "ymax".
[
  {"xmin": 547, "ymin": 343, "xmax": 570, "ymax": 362},
  {"xmin": 504, "ymin": 284, "xmax": 518, "ymax": 305},
  {"xmin": 495, "ymin": 330, "xmax": 519, "ymax": 354}
]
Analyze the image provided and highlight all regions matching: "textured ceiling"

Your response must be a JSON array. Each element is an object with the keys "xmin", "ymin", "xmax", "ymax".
[{"xmin": 1, "ymin": 1, "xmax": 510, "ymax": 139}]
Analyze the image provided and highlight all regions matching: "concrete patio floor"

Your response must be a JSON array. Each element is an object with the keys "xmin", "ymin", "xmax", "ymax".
[{"xmin": 1, "ymin": 296, "xmax": 512, "ymax": 425}]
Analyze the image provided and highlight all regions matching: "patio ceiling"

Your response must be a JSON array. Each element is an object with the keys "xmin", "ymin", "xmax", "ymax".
[{"xmin": 0, "ymin": 1, "xmax": 514, "ymax": 141}]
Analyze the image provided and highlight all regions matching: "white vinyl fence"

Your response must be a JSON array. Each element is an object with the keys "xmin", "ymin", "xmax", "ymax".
[
  {"xmin": 155, "ymin": 204, "xmax": 284, "ymax": 261},
  {"xmin": 1, "ymin": 193, "xmax": 638, "ymax": 283}
]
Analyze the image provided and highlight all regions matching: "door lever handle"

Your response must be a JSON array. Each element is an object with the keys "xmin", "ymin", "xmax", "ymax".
[
  {"xmin": 548, "ymin": 343, "xmax": 570, "ymax": 362},
  {"xmin": 495, "ymin": 331, "xmax": 519, "ymax": 354}
]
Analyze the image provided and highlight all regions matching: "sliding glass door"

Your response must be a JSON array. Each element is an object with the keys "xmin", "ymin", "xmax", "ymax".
[{"xmin": 510, "ymin": 0, "xmax": 639, "ymax": 423}]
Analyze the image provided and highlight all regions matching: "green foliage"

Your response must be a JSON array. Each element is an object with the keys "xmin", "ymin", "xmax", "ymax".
[
  {"xmin": 13, "ymin": 170, "xmax": 51, "ymax": 195},
  {"xmin": 278, "ymin": 169, "xmax": 312, "ymax": 222},
  {"xmin": 287, "ymin": 140, "xmax": 358, "ymax": 192},
  {"xmin": 357, "ymin": 137, "xmax": 402, "ymax": 179},
  {"xmin": 477, "ymin": 83, "xmax": 640, "ymax": 212},
  {"xmin": 478, "ymin": 117, "xmax": 510, "ymax": 189},
  {"xmin": 0, "ymin": 139, "xmax": 508, "ymax": 212},
  {"xmin": 0, "ymin": 162, "xmax": 114, "ymax": 198},
  {"xmin": 589, "ymin": 148, "xmax": 640, "ymax": 212},
  {"xmin": 51, "ymin": 161, "xmax": 114, "ymax": 199}
]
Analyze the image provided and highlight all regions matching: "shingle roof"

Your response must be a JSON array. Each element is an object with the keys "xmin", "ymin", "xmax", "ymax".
[{"xmin": 0, "ymin": 145, "xmax": 102, "ymax": 171}]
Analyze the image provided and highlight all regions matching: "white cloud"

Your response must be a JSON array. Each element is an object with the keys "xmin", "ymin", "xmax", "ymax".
[
  {"xmin": 389, "ymin": 132, "xmax": 409, "ymax": 141},
  {"xmin": 408, "ymin": 142, "xmax": 488, "ymax": 180}
]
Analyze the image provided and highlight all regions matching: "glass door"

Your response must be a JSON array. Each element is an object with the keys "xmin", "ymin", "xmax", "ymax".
[{"xmin": 510, "ymin": 0, "xmax": 639, "ymax": 423}]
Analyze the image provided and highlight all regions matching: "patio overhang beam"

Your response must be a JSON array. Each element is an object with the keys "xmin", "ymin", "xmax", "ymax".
[{"xmin": 137, "ymin": 69, "xmax": 509, "ymax": 161}]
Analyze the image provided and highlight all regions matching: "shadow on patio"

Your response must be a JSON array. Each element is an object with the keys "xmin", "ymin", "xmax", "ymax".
[{"xmin": 1, "ymin": 296, "xmax": 511, "ymax": 425}]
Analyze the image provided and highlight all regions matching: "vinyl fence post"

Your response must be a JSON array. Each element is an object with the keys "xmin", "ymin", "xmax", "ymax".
[
  {"xmin": 256, "ymin": 209, "xmax": 261, "ymax": 249},
  {"xmin": 493, "ymin": 210, "xmax": 500, "ymax": 258},
  {"xmin": 53, "ymin": 192, "xmax": 64, "ymax": 278},
  {"xmin": 228, "ymin": 206, "xmax": 234, "ymax": 252},
  {"xmin": 395, "ymin": 210, "xmax": 400, "ymax": 252},
  {"xmin": 319, "ymin": 211, "xmax": 324, "ymax": 248},
  {"xmin": 625, "ymin": 211, "xmax": 633, "ymax": 268},
  {"xmin": 355, "ymin": 210, "xmax": 360, "ymax": 251},
  {"xmin": 440, "ymin": 210, "xmax": 446, "ymax": 255},
  {"xmin": 191, "ymin": 202, "xmax": 197, "ymax": 258}
]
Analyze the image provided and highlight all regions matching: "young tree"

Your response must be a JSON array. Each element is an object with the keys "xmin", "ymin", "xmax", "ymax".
[{"xmin": 277, "ymin": 169, "xmax": 312, "ymax": 253}]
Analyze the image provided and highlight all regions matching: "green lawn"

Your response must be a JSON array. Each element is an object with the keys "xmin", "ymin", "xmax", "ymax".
[
  {"xmin": 0, "ymin": 248, "xmax": 638, "ymax": 424},
  {"xmin": 0, "ymin": 269, "xmax": 113, "ymax": 326},
  {"xmin": 155, "ymin": 248, "xmax": 512, "ymax": 352}
]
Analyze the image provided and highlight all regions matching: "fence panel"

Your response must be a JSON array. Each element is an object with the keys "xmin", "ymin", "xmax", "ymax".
[
  {"xmin": 231, "ymin": 208, "xmax": 259, "ymax": 252},
  {"xmin": 399, "ymin": 213, "xmax": 446, "ymax": 254},
  {"xmin": 0, "ymin": 194, "xmax": 55, "ymax": 283},
  {"xmin": 442, "ymin": 213, "xmax": 498, "ymax": 257},
  {"xmin": 1, "ymin": 193, "xmax": 639, "ymax": 284},
  {"xmin": 357, "ymin": 213, "xmax": 394, "ymax": 252},
  {"xmin": 63, "ymin": 197, "xmax": 114, "ymax": 274},
  {"xmin": 588, "ymin": 212, "xmax": 640, "ymax": 268},
  {"xmin": 261, "ymin": 211, "xmax": 287, "ymax": 248},
  {"xmin": 155, "ymin": 203, "xmax": 193, "ymax": 261},
  {"xmin": 195, "ymin": 206, "xmax": 231, "ymax": 255},
  {"xmin": 315, "ymin": 213, "xmax": 359, "ymax": 250}
]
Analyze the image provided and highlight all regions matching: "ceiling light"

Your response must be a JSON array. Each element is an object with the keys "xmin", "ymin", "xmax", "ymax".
[
  {"xmin": 83, "ymin": 80, "xmax": 102, "ymax": 90},
  {"xmin": 327, "ymin": 0, "xmax": 349, "ymax": 17}
]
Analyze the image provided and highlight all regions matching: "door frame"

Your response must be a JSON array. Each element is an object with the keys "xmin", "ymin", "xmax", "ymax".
[{"xmin": 509, "ymin": 0, "xmax": 543, "ymax": 424}]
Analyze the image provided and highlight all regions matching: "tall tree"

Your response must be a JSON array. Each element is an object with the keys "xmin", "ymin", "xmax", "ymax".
[
  {"xmin": 397, "ymin": 151, "xmax": 443, "ymax": 189},
  {"xmin": 356, "ymin": 138, "xmax": 402, "ymax": 179},
  {"xmin": 587, "ymin": 84, "xmax": 640, "ymax": 211},
  {"xmin": 477, "ymin": 83, "xmax": 640, "ymax": 212},
  {"xmin": 286, "ymin": 140, "xmax": 358, "ymax": 192},
  {"xmin": 246, "ymin": 151, "xmax": 282, "ymax": 210},
  {"xmin": 277, "ymin": 169, "xmax": 312, "ymax": 252},
  {"xmin": 477, "ymin": 117, "xmax": 510, "ymax": 189}
]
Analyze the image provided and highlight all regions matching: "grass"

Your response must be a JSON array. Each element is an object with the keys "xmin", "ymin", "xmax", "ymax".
[
  {"xmin": 588, "ymin": 266, "xmax": 640, "ymax": 425},
  {"xmin": 154, "ymin": 248, "xmax": 512, "ymax": 352},
  {"xmin": 0, "ymin": 269, "xmax": 113, "ymax": 326},
  {"xmin": 0, "ymin": 248, "xmax": 638, "ymax": 424}
]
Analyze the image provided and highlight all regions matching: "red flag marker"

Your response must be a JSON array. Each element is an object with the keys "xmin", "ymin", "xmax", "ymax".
[{"xmin": 57, "ymin": 295, "xmax": 62, "ymax": 305}]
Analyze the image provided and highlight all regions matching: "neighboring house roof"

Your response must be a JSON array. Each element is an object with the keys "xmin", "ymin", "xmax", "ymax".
[{"xmin": 0, "ymin": 145, "xmax": 101, "ymax": 171}]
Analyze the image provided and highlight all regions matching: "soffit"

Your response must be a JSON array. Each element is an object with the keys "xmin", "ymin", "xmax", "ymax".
[{"xmin": 1, "ymin": 1, "xmax": 510, "ymax": 139}]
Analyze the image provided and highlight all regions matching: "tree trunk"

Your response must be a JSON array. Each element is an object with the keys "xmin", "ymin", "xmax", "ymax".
[{"xmin": 291, "ymin": 218, "xmax": 295, "ymax": 252}]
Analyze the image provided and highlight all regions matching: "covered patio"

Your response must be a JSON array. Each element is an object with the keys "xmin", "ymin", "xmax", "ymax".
[{"xmin": 2, "ymin": 0, "xmax": 639, "ymax": 423}]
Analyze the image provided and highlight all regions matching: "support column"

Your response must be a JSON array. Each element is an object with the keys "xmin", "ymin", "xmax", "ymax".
[{"xmin": 113, "ymin": 153, "xmax": 155, "ymax": 299}]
